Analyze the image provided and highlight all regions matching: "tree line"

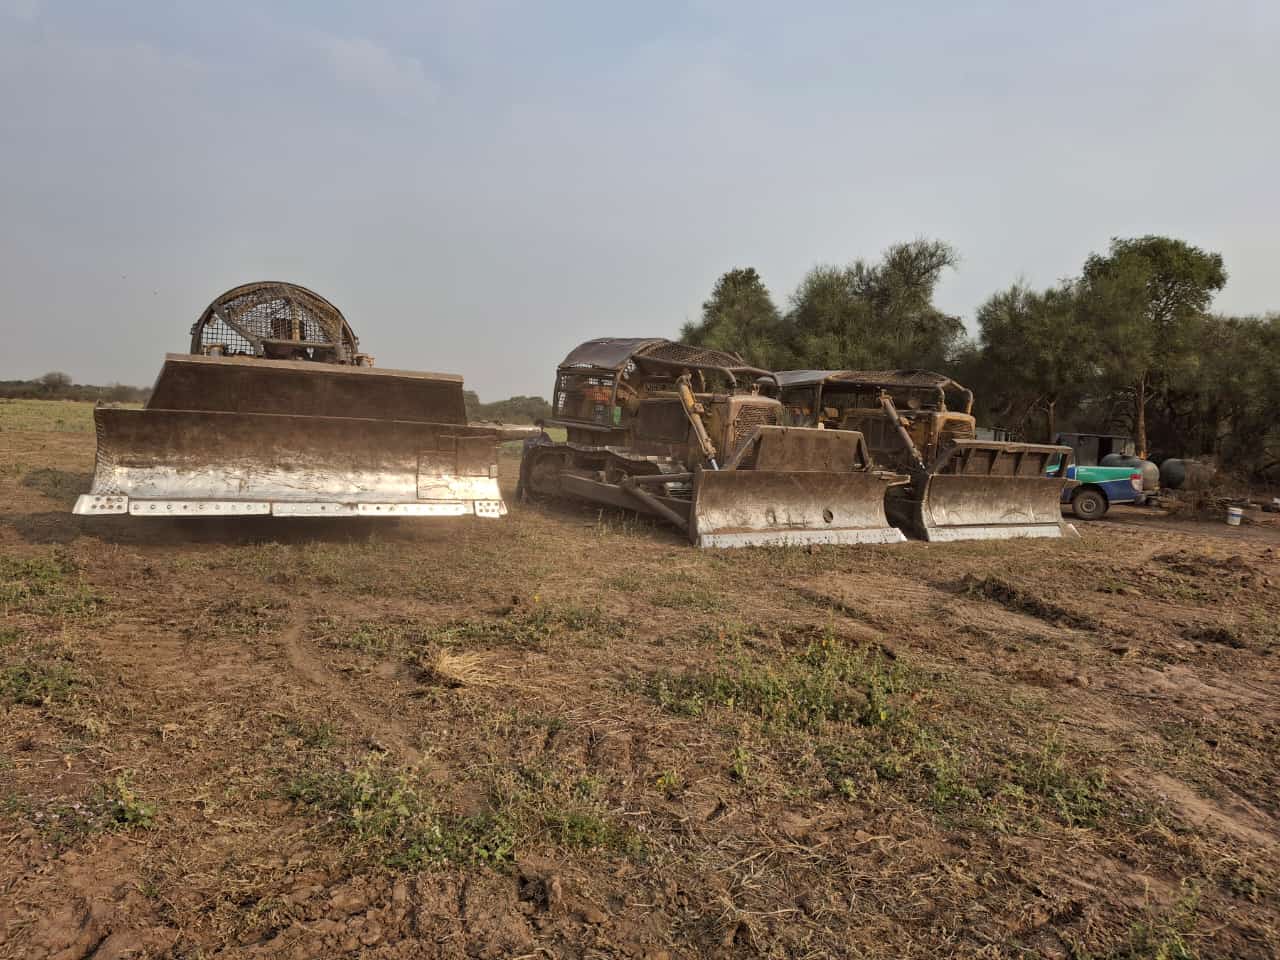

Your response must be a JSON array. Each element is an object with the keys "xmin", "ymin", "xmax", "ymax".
[
  {"xmin": 0, "ymin": 372, "xmax": 151, "ymax": 404},
  {"xmin": 463, "ymin": 391, "xmax": 552, "ymax": 424},
  {"xmin": 682, "ymin": 236, "xmax": 1279, "ymax": 478}
]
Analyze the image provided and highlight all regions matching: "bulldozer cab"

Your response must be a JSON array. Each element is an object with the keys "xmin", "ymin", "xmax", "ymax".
[
  {"xmin": 777, "ymin": 370, "xmax": 977, "ymax": 470},
  {"xmin": 549, "ymin": 338, "xmax": 782, "ymax": 467}
]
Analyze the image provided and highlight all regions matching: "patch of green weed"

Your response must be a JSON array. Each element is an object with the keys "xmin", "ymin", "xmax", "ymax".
[
  {"xmin": 288, "ymin": 756, "xmax": 516, "ymax": 869},
  {"xmin": 1, "ymin": 657, "xmax": 79, "ymax": 706},
  {"xmin": 0, "ymin": 551, "xmax": 101, "ymax": 617},
  {"xmin": 648, "ymin": 633, "xmax": 908, "ymax": 732}
]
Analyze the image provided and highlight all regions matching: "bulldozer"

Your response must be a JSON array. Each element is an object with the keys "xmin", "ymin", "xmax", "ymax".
[
  {"xmin": 519, "ymin": 339, "xmax": 909, "ymax": 547},
  {"xmin": 770, "ymin": 370, "xmax": 1076, "ymax": 541},
  {"xmin": 73, "ymin": 281, "xmax": 534, "ymax": 519}
]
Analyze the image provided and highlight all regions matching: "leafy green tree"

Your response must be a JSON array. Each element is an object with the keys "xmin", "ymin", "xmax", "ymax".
[
  {"xmin": 681, "ymin": 268, "xmax": 786, "ymax": 368},
  {"xmin": 463, "ymin": 391, "xmax": 552, "ymax": 423},
  {"xmin": 1078, "ymin": 236, "xmax": 1226, "ymax": 457},
  {"xmin": 1182, "ymin": 314, "xmax": 1280, "ymax": 474},
  {"xmin": 783, "ymin": 239, "xmax": 963, "ymax": 372},
  {"xmin": 975, "ymin": 282, "xmax": 1091, "ymax": 441}
]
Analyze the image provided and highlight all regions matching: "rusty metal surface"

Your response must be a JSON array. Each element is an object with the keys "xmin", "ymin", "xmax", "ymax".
[
  {"xmin": 74, "ymin": 407, "xmax": 505, "ymax": 516},
  {"xmin": 934, "ymin": 440, "xmax": 1070, "ymax": 476},
  {"xmin": 692, "ymin": 470, "xmax": 907, "ymax": 548},
  {"xmin": 557, "ymin": 338, "xmax": 770, "ymax": 379},
  {"xmin": 190, "ymin": 282, "xmax": 360, "ymax": 362},
  {"xmin": 148, "ymin": 354, "xmax": 468, "ymax": 423},
  {"xmin": 558, "ymin": 338, "xmax": 673, "ymax": 371},
  {"xmin": 893, "ymin": 474, "xmax": 1075, "ymax": 541},
  {"xmin": 749, "ymin": 426, "xmax": 871, "ymax": 473},
  {"xmin": 885, "ymin": 441, "xmax": 1076, "ymax": 541},
  {"xmin": 774, "ymin": 369, "xmax": 967, "ymax": 390}
]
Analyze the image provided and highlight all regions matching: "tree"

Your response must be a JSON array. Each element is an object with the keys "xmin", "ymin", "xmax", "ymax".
[
  {"xmin": 463, "ymin": 390, "xmax": 552, "ymax": 424},
  {"xmin": 38, "ymin": 371, "xmax": 72, "ymax": 395},
  {"xmin": 975, "ymin": 282, "xmax": 1092, "ymax": 441},
  {"xmin": 1078, "ymin": 236, "xmax": 1226, "ymax": 457},
  {"xmin": 681, "ymin": 268, "xmax": 786, "ymax": 368},
  {"xmin": 783, "ymin": 239, "xmax": 964, "ymax": 371},
  {"xmin": 1182, "ymin": 314, "xmax": 1280, "ymax": 474}
]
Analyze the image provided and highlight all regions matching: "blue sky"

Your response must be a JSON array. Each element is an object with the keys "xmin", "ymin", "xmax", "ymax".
[{"xmin": 3, "ymin": 1, "xmax": 1277, "ymax": 399}]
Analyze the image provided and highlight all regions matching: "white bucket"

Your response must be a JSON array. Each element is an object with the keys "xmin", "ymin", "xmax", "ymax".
[{"xmin": 1226, "ymin": 506, "xmax": 1243, "ymax": 526}]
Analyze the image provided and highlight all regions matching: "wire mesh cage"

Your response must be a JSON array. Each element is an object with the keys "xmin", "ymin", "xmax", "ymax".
[{"xmin": 189, "ymin": 282, "xmax": 361, "ymax": 363}]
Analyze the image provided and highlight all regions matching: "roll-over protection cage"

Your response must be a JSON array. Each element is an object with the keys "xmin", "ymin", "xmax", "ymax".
[{"xmin": 550, "ymin": 338, "xmax": 776, "ymax": 434}]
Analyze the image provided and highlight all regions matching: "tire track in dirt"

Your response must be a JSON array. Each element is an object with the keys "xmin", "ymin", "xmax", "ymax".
[{"xmin": 278, "ymin": 620, "xmax": 424, "ymax": 765}]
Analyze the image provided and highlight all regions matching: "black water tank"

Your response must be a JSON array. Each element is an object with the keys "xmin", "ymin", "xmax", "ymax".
[{"xmin": 1160, "ymin": 458, "xmax": 1186, "ymax": 490}]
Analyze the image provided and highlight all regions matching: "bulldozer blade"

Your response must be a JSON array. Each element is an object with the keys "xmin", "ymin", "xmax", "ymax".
[
  {"xmin": 73, "ymin": 407, "xmax": 508, "ymax": 518},
  {"xmin": 691, "ymin": 469, "xmax": 907, "ymax": 548},
  {"xmin": 147, "ymin": 353, "xmax": 469, "ymax": 423},
  {"xmin": 893, "ymin": 474, "xmax": 1078, "ymax": 542}
]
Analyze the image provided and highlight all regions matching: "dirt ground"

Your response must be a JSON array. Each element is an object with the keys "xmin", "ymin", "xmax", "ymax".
[{"xmin": 2, "ymin": 414, "xmax": 1278, "ymax": 959}]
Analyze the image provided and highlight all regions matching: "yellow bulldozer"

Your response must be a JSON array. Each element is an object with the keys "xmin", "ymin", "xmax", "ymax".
[
  {"xmin": 770, "ymin": 370, "xmax": 1077, "ymax": 541},
  {"xmin": 519, "ymin": 339, "xmax": 909, "ymax": 547},
  {"xmin": 73, "ymin": 281, "xmax": 533, "ymax": 520}
]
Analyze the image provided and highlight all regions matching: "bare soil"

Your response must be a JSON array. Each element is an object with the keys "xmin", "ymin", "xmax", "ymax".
[{"xmin": 2, "ymin": 421, "xmax": 1278, "ymax": 959}]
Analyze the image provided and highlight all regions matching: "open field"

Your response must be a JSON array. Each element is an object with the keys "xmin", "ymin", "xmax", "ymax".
[
  {"xmin": 2, "ymin": 401, "xmax": 1279, "ymax": 959},
  {"xmin": 0, "ymin": 398, "xmax": 104, "ymax": 434}
]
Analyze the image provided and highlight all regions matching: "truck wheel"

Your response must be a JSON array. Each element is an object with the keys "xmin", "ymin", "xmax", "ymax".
[{"xmin": 1071, "ymin": 488, "xmax": 1108, "ymax": 520}]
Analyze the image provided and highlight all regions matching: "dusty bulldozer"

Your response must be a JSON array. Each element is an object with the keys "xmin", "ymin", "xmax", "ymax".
[
  {"xmin": 519, "ymin": 338, "xmax": 909, "ymax": 547},
  {"xmin": 74, "ymin": 281, "xmax": 533, "ymax": 519},
  {"xmin": 771, "ymin": 370, "xmax": 1076, "ymax": 541}
]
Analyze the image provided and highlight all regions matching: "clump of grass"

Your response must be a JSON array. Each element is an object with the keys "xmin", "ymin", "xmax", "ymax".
[
  {"xmin": 647, "ymin": 633, "xmax": 908, "ymax": 732},
  {"xmin": 280, "ymin": 716, "xmax": 337, "ymax": 750},
  {"xmin": 288, "ymin": 756, "xmax": 516, "ymax": 869},
  {"xmin": 1, "ymin": 657, "xmax": 79, "ymax": 706},
  {"xmin": 1004, "ymin": 735, "xmax": 1107, "ymax": 826},
  {"xmin": 421, "ymin": 650, "xmax": 494, "ymax": 688},
  {"xmin": 185, "ymin": 597, "xmax": 289, "ymax": 639},
  {"xmin": 1106, "ymin": 883, "xmax": 1201, "ymax": 960},
  {"xmin": 0, "ymin": 551, "xmax": 101, "ymax": 617},
  {"xmin": 655, "ymin": 769, "xmax": 684, "ymax": 798},
  {"xmin": 14, "ymin": 774, "xmax": 157, "ymax": 845},
  {"xmin": 651, "ymin": 579, "xmax": 722, "ymax": 613},
  {"xmin": 314, "ymin": 617, "xmax": 419, "ymax": 653},
  {"xmin": 488, "ymin": 761, "xmax": 645, "ymax": 859},
  {"xmin": 103, "ymin": 773, "xmax": 158, "ymax": 828},
  {"xmin": 543, "ymin": 808, "xmax": 642, "ymax": 854}
]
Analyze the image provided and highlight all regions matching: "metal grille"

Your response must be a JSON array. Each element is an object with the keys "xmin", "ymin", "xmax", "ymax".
[
  {"xmin": 556, "ymin": 373, "xmax": 616, "ymax": 424},
  {"xmin": 730, "ymin": 403, "xmax": 778, "ymax": 462},
  {"xmin": 190, "ymin": 282, "xmax": 359, "ymax": 360},
  {"xmin": 835, "ymin": 369, "xmax": 952, "ymax": 387},
  {"xmin": 639, "ymin": 341, "xmax": 745, "ymax": 368}
]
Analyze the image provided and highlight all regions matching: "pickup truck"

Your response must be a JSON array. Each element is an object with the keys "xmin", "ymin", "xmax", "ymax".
[{"xmin": 1058, "ymin": 463, "xmax": 1144, "ymax": 520}]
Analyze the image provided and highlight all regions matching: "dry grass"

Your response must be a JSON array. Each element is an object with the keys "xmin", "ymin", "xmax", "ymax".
[
  {"xmin": 422, "ymin": 649, "xmax": 497, "ymax": 687},
  {"xmin": 2, "ymin": 400, "xmax": 1279, "ymax": 959}
]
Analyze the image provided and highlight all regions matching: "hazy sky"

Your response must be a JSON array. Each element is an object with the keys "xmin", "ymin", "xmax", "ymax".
[{"xmin": 3, "ymin": 1, "xmax": 1277, "ymax": 400}]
